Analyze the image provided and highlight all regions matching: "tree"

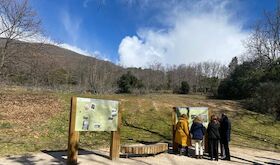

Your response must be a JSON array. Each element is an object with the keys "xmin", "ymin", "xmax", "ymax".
[
  {"xmin": 179, "ymin": 81, "xmax": 190, "ymax": 94},
  {"xmin": 117, "ymin": 71, "xmax": 143, "ymax": 93},
  {"xmin": 228, "ymin": 57, "xmax": 238, "ymax": 73},
  {"xmin": 249, "ymin": 82, "xmax": 280, "ymax": 120},
  {"xmin": 261, "ymin": 58, "xmax": 280, "ymax": 82},
  {"xmin": 245, "ymin": 3, "xmax": 280, "ymax": 64},
  {"xmin": 217, "ymin": 60, "xmax": 265, "ymax": 99},
  {"xmin": 0, "ymin": 0, "xmax": 41, "ymax": 75}
]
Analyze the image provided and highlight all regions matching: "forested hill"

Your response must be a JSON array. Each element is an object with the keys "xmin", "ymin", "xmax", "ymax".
[
  {"xmin": 0, "ymin": 38, "xmax": 124, "ymax": 93},
  {"xmin": 0, "ymin": 38, "xmax": 228, "ymax": 94}
]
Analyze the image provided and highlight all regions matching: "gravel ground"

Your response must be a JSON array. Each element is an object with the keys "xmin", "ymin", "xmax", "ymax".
[{"xmin": 0, "ymin": 146, "xmax": 279, "ymax": 165}]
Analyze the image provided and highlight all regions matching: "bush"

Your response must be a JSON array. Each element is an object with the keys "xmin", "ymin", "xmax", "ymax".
[
  {"xmin": 217, "ymin": 60, "xmax": 264, "ymax": 99},
  {"xmin": 173, "ymin": 81, "xmax": 190, "ymax": 94},
  {"xmin": 179, "ymin": 81, "xmax": 190, "ymax": 94},
  {"xmin": 261, "ymin": 58, "xmax": 280, "ymax": 82},
  {"xmin": 217, "ymin": 78, "xmax": 240, "ymax": 99},
  {"xmin": 117, "ymin": 71, "xmax": 143, "ymax": 93},
  {"xmin": 247, "ymin": 82, "xmax": 280, "ymax": 120}
]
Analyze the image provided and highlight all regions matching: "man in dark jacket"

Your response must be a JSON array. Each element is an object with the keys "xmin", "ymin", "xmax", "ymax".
[{"xmin": 220, "ymin": 113, "xmax": 231, "ymax": 161}]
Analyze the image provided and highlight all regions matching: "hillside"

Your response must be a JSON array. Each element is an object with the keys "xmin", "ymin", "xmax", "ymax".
[
  {"xmin": 0, "ymin": 38, "xmax": 124, "ymax": 92},
  {"xmin": 1, "ymin": 37, "xmax": 232, "ymax": 96},
  {"xmin": 1, "ymin": 38, "xmax": 181, "ymax": 94},
  {"xmin": 0, "ymin": 86, "xmax": 279, "ymax": 156},
  {"xmin": 0, "ymin": 38, "xmax": 119, "ymax": 68}
]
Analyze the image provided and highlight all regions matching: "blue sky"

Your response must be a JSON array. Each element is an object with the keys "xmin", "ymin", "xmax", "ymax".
[{"xmin": 29, "ymin": 0, "xmax": 277, "ymax": 67}]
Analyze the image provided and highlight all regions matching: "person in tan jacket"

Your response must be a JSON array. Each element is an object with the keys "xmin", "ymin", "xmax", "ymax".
[{"xmin": 175, "ymin": 114, "xmax": 191, "ymax": 156}]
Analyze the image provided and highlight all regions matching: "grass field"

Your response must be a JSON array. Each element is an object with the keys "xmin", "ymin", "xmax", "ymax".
[{"xmin": 0, "ymin": 87, "xmax": 279, "ymax": 156}]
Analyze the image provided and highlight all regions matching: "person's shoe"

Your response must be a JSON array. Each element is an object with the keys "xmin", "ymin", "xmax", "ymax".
[
  {"xmin": 179, "ymin": 151, "xmax": 183, "ymax": 156},
  {"xmin": 200, "ymin": 155, "xmax": 203, "ymax": 159},
  {"xmin": 185, "ymin": 152, "xmax": 190, "ymax": 157},
  {"xmin": 196, "ymin": 155, "xmax": 199, "ymax": 159},
  {"xmin": 222, "ymin": 157, "xmax": 231, "ymax": 161}
]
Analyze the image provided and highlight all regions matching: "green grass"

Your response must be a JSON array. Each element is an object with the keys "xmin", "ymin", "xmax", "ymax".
[
  {"xmin": 0, "ymin": 122, "xmax": 12, "ymax": 129},
  {"xmin": 230, "ymin": 111, "xmax": 280, "ymax": 151},
  {"xmin": 0, "ymin": 90, "xmax": 279, "ymax": 156}
]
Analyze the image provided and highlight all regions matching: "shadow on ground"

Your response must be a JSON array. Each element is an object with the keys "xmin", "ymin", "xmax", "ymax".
[
  {"xmin": 41, "ymin": 148, "xmax": 111, "ymax": 164},
  {"xmin": 255, "ymin": 156, "xmax": 280, "ymax": 165},
  {"xmin": 4, "ymin": 146, "xmax": 279, "ymax": 165},
  {"xmin": 5, "ymin": 154, "xmax": 44, "ymax": 165}
]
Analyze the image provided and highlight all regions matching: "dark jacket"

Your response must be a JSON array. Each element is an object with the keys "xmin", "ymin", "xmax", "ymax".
[
  {"xmin": 207, "ymin": 121, "xmax": 220, "ymax": 140},
  {"xmin": 220, "ymin": 115, "xmax": 231, "ymax": 143},
  {"xmin": 190, "ymin": 122, "xmax": 206, "ymax": 140}
]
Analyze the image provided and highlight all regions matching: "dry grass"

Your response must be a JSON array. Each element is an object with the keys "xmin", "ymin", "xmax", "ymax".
[
  {"xmin": 0, "ymin": 88, "xmax": 64, "ymax": 155},
  {"xmin": 0, "ymin": 87, "xmax": 279, "ymax": 156}
]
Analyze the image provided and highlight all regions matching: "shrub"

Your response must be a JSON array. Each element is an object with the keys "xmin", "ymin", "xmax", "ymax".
[
  {"xmin": 179, "ymin": 81, "xmax": 190, "ymax": 94},
  {"xmin": 172, "ymin": 81, "xmax": 190, "ymax": 94},
  {"xmin": 217, "ymin": 60, "xmax": 265, "ymax": 99},
  {"xmin": 248, "ymin": 82, "xmax": 280, "ymax": 120},
  {"xmin": 117, "ymin": 71, "xmax": 143, "ymax": 93}
]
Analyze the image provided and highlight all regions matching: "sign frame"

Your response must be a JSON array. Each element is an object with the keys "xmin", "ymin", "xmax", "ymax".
[
  {"xmin": 67, "ymin": 96, "xmax": 121, "ymax": 165},
  {"xmin": 172, "ymin": 106, "xmax": 210, "ymax": 153}
]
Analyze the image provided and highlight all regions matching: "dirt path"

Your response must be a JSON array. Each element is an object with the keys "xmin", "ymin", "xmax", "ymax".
[{"xmin": 0, "ymin": 146, "xmax": 279, "ymax": 165}]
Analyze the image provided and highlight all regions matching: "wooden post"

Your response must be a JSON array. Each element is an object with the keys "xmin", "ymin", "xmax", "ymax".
[
  {"xmin": 67, "ymin": 97, "xmax": 79, "ymax": 165},
  {"xmin": 172, "ymin": 107, "xmax": 178, "ymax": 153},
  {"xmin": 110, "ymin": 104, "xmax": 121, "ymax": 160}
]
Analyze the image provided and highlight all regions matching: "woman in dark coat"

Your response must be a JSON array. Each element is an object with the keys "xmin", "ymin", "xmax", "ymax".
[
  {"xmin": 220, "ymin": 113, "xmax": 231, "ymax": 161},
  {"xmin": 190, "ymin": 116, "xmax": 206, "ymax": 159},
  {"xmin": 207, "ymin": 115, "xmax": 220, "ymax": 161}
]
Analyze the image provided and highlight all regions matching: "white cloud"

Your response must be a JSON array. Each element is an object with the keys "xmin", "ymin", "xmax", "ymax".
[
  {"xmin": 118, "ymin": 1, "xmax": 249, "ymax": 68},
  {"xmin": 1, "ymin": 30, "xmax": 98, "ymax": 58},
  {"xmin": 58, "ymin": 43, "xmax": 97, "ymax": 57},
  {"xmin": 118, "ymin": 36, "xmax": 163, "ymax": 67},
  {"xmin": 60, "ymin": 10, "xmax": 82, "ymax": 43},
  {"xmin": 30, "ymin": 37, "xmax": 104, "ymax": 58}
]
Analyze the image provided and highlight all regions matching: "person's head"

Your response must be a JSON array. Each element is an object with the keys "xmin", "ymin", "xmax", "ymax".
[
  {"xmin": 181, "ymin": 114, "xmax": 188, "ymax": 119},
  {"xmin": 211, "ymin": 115, "xmax": 218, "ymax": 123},
  {"xmin": 193, "ymin": 116, "xmax": 202, "ymax": 123},
  {"xmin": 221, "ymin": 113, "xmax": 228, "ymax": 120}
]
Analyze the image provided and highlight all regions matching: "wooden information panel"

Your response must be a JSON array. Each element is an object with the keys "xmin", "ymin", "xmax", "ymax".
[
  {"xmin": 172, "ymin": 107, "xmax": 209, "ymax": 153},
  {"xmin": 67, "ymin": 97, "xmax": 121, "ymax": 164}
]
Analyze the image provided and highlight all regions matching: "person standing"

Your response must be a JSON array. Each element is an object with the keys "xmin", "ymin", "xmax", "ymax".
[
  {"xmin": 175, "ymin": 114, "xmax": 191, "ymax": 156},
  {"xmin": 207, "ymin": 115, "xmax": 220, "ymax": 161},
  {"xmin": 219, "ymin": 116, "xmax": 224, "ymax": 158},
  {"xmin": 220, "ymin": 113, "xmax": 231, "ymax": 161},
  {"xmin": 190, "ymin": 116, "xmax": 206, "ymax": 159}
]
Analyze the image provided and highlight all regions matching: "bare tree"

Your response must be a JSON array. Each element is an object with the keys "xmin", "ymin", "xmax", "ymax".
[
  {"xmin": 0, "ymin": 0, "xmax": 41, "ymax": 75},
  {"xmin": 245, "ymin": 2, "xmax": 280, "ymax": 64},
  {"xmin": 228, "ymin": 56, "xmax": 238, "ymax": 73}
]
